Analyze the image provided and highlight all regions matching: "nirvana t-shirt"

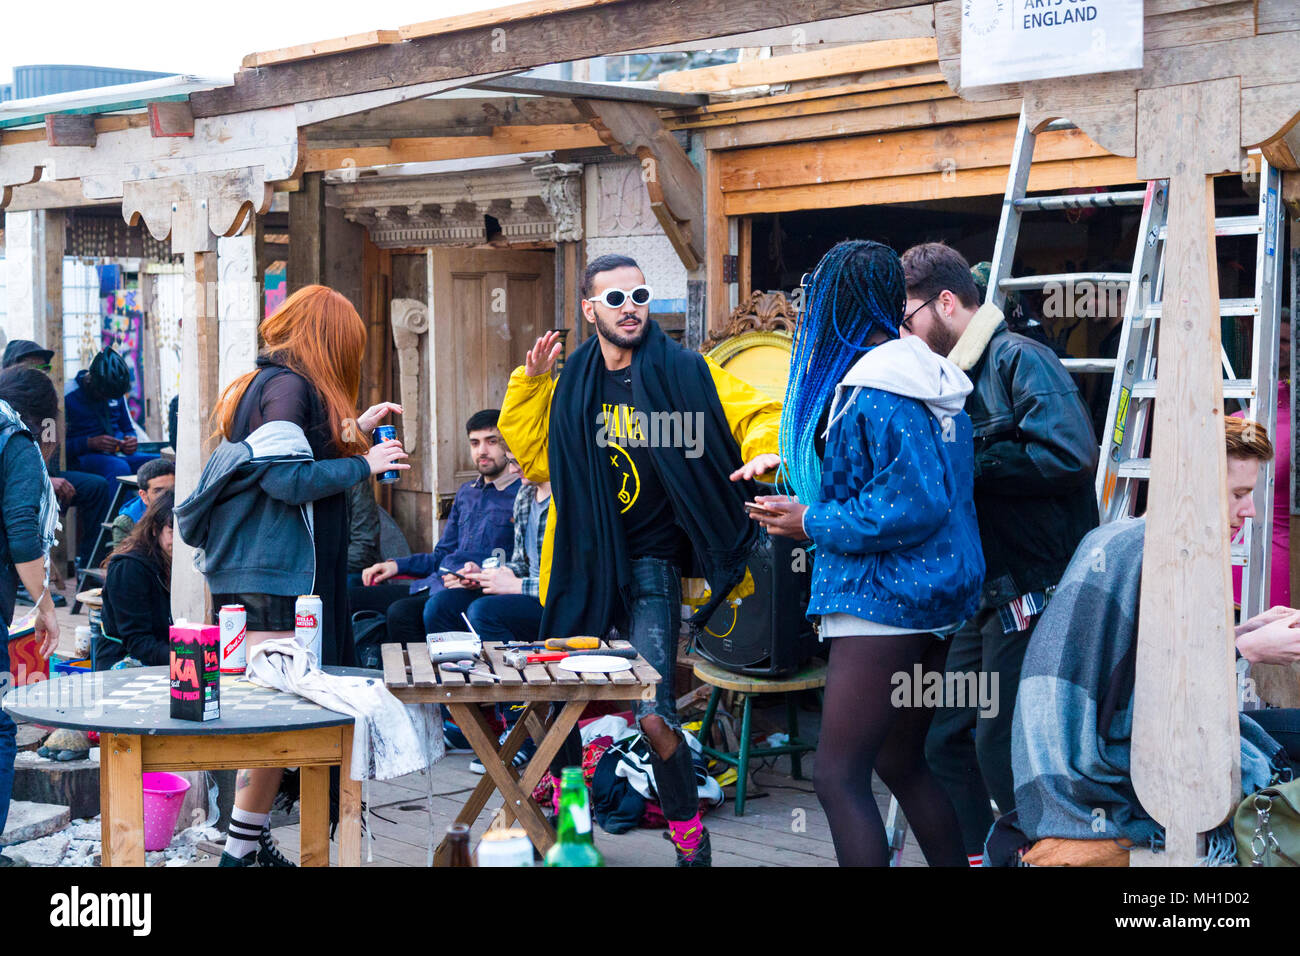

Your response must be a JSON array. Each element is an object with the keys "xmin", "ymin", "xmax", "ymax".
[{"xmin": 598, "ymin": 366, "xmax": 683, "ymax": 560}]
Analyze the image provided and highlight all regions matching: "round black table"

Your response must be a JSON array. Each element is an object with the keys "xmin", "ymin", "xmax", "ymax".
[{"xmin": 2, "ymin": 667, "xmax": 373, "ymax": 866}]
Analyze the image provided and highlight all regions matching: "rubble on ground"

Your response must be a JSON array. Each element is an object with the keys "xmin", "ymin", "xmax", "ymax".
[{"xmin": 2, "ymin": 816, "xmax": 221, "ymax": 867}]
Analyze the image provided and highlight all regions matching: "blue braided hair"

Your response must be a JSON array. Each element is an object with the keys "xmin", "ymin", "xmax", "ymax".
[{"xmin": 778, "ymin": 239, "xmax": 906, "ymax": 504}]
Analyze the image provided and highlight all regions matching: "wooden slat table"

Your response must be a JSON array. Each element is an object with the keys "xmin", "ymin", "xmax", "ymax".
[
  {"xmin": 1, "ymin": 666, "xmax": 370, "ymax": 867},
  {"xmin": 383, "ymin": 639, "xmax": 660, "ymax": 865}
]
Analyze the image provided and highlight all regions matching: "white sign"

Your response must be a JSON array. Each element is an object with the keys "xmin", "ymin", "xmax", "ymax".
[{"xmin": 961, "ymin": 0, "xmax": 1144, "ymax": 88}]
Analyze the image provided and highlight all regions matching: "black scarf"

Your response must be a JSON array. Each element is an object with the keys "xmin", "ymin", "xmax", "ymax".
[{"xmin": 544, "ymin": 320, "xmax": 759, "ymax": 638}]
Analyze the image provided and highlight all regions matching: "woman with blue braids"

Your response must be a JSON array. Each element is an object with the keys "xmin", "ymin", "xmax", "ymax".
[{"xmin": 753, "ymin": 240, "xmax": 984, "ymax": 866}]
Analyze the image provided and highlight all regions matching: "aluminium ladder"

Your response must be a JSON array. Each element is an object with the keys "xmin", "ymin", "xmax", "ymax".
[{"xmin": 987, "ymin": 106, "xmax": 1284, "ymax": 620}]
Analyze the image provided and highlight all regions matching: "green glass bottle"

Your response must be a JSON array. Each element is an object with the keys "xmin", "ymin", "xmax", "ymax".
[{"xmin": 544, "ymin": 766, "xmax": 604, "ymax": 867}]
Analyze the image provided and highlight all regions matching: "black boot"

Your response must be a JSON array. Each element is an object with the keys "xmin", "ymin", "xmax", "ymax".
[{"xmin": 663, "ymin": 827, "xmax": 712, "ymax": 867}]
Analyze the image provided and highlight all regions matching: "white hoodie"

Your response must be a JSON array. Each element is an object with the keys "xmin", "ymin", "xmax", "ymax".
[{"xmin": 823, "ymin": 335, "xmax": 974, "ymax": 439}]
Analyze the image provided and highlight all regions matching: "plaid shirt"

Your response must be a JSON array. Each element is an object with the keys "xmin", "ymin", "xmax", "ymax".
[{"xmin": 505, "ymin": 482, "xmax": 549, "ymax": 598}]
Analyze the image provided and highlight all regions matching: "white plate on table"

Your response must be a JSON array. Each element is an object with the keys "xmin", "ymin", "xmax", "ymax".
[{"xmin": 558, "ymin": 655, "xmax": 633, "ymax": 673}]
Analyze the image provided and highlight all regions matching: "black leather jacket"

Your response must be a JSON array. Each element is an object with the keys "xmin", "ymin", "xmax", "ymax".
[{"xmin": 963, "ymin": 319, "xmax": 1100, "ymax": 605}]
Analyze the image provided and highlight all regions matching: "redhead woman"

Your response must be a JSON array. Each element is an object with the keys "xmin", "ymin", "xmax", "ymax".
[{"xmin": 177, "ymin": 284, "xmax": 408, "ymax": 866}]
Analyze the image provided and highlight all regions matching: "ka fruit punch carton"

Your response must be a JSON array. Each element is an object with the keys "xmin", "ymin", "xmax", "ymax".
[{"xmin": 170, "ymin": 622, "xmax": 220, "ymax": 721}]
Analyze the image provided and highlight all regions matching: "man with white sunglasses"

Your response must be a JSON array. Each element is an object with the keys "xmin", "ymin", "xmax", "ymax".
[{"xmin": 500, "ymin": 254, "xmax": 782, "ymax": 865}]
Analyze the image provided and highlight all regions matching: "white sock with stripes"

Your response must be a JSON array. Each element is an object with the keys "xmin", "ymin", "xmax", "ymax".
[{"xmin": 226, "ymin": 808, "xmax": 269, "ymax": 860}]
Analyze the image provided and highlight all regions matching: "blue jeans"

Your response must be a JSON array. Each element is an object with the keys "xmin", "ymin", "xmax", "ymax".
[
  {"xmin": 56, "ymin": 470, "xmax": 110, "ymax": 566},
  {"xmin": 620, "ymin": 557, "xmax": 683, "ymax": 730},
  {"xmin": 422, "ymin": 586, "xmax": 482, "ymax": 636},
  {"xmin": 71, "ymin": 451, "xmax": 159, "ymax": 483},
  {"xmin": 467, "ymin": 594, "xmax": 543, "ymax": 643},
  {"xmin": 0, "ymin": 623, "xmax": 16, "ymax": 835}
]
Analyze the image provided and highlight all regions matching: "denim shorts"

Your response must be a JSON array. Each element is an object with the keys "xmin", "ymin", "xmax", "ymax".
[{"xmin": 613, "ymin": 557, "xmax": 683, "ymax": 730}]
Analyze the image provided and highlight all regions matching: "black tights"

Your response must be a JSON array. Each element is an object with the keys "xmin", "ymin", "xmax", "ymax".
[{"xmin": 815, "ymin": 632, "xmax": 967, "ymax": 867}]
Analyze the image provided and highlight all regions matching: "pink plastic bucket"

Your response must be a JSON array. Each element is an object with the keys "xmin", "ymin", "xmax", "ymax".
[{"xmin": 142, "ymin": 772, "xmax": 191, "ymax": 851}]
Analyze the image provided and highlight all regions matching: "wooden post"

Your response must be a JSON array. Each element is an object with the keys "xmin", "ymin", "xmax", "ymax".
[
  {"xmin": 2, "ymin": 208, "xmax": 66, "ymax": 495},
  {"xmin": 426, "ymin": 249, "xmax": 439, "ymax": 549},
  {"xmin": 738, "ymin": 216, "xmax": 753, "ymax": 302},
  {"xmin": 139, "ymin": 272, "xmax": 163, "ymax": 441},
  {"xmin": 1131, "ymin": 78, "xmax": 1244, "ymax": 866},
  {"xmin": 171, "ymin": 228, "xmax": 219, "ymax": 624},
  {"xmin": 704, "ymin": 149, "xmax": 728, "ymax": 337},
  {"xmin": 288, "ymin": 172, "xmax": 325, "ymax": 294},
  {"xmin": 217, "ymin": 222, "xmax": 260, "ymax": 391}
]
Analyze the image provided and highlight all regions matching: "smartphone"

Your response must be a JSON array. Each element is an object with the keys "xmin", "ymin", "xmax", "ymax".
[
  {"xmin": 744, "ymin": 501, "xmax": 781, "ymax": 518},
  {"xmin": 438, "ymin": 566, "xmax": 478, "ymax": 583}
]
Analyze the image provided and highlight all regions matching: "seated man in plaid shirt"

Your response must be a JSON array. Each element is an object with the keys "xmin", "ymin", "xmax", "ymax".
[{"xmin": 451, "ymin": 462, "xmax": 550, "ymax": 643}]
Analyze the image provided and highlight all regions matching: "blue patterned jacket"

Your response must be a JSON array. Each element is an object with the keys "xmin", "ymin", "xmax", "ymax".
[{"xmin": 803, "ymin": 338, "xmax": 984, "ymax": 631}]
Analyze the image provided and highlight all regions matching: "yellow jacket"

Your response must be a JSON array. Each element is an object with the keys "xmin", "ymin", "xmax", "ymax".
[{"xmin": 498, "ymin": 355, "xmax": 782, "ymax": 606}]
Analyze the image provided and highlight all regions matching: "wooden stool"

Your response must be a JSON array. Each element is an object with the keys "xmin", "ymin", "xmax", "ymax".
[{"xmin": 693, "ymin": 659, "xmax": 826, "ymax": 816}]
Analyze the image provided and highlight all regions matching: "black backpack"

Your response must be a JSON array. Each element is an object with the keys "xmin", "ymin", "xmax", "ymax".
[{"xmin": 351, "ymin": 610, "xmax": 388, "ymax": 670}]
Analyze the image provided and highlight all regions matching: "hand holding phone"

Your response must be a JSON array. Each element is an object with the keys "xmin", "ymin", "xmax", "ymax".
[{"xmin": 439, "ymin": 566, "xmax": 481, "ymax": 589}]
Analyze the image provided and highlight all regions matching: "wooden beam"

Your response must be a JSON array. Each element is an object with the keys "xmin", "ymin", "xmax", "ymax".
[
  {"xmin": 148, "ymin": 101, "xmax": 195, "ymax": 138},
  {"xmin": 302, "ymin": 124, "xmax": 603, "ymax": 172},
  {"xmin": 2, "ymin": 112, "xmax": 298, "ymax": 210},
  {"xmin": 242, "ymin": 0, "xmax": 627, "ymax": 68},
  {"xmin": 722, "ymin": 155, "xmax": 1140, "ymax": 216},
  {"xmin": 4, "ymin": 179, "xmax": 116, "ymax": 212},
  {"xmin": 717, "ymin": 120, "xmax": 1110, "ymax": 193},
  {"xmin": 470, "ymin": 75, "xmax": 707, "ymax": 108},
  {"xmin": 616, "ymin": 6, "xmax": 935, "ymax": 57},
  {"xmin": 702, "ymin": 94, "xmax": 1021, "ymax": 150},
  {"xmin": 190, "ymin": 0, "xmax": 917, "ymax": 116},
  {"xmin": 241, "ymin": 30, "xmax": 402, "ymax": 69},
  {"xmin": 936, "ymin": 2, "xmax": 1300, "ymax": 160},
  {"xmin": 0, "ymin": 114, "xmax": 150, "ymax": 149},
  {"xmin": 663, "ymin": 80, "xmax": 952, "ymax": 131},
  {"xmin": 658, "ymin": 36, "xmax": 938, "ymax": 93},
  {"xmin": 44, "ymin": 114, "xmax": 96, "ymax": 147},
  {"xmin": 575, "ymin": 99, "xmax": 702, "ymax": 269}
]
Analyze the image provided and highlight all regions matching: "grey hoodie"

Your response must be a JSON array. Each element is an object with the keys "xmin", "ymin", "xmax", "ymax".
[
  {"xmin": 824, "ymin": 334, "xmax": 974, "ymax": 438},
  {"xmin": 175, "ymin": 420, "xmax": 369, "ymax": 597}
]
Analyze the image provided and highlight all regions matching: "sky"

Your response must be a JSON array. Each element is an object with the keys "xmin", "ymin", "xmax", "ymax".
[{"xmin": 1, "ymin": 0, "xmax": 515, "ymax": 84}]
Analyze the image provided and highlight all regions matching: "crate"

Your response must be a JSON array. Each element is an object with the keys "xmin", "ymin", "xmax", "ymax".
[{"xmin": 49, "ymin": 655, "xmax": 91, "ymax": 677}]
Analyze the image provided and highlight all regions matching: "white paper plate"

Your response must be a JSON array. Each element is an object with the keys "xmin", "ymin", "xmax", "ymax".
[{"xmin": 557, "ymin": 655, "xmax": 633, "ymax": 673}]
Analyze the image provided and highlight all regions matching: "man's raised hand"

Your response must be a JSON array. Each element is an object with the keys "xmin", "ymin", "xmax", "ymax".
[{"xmin": 525, "ymin": 331, "xmax": 564, "ymax": 378}]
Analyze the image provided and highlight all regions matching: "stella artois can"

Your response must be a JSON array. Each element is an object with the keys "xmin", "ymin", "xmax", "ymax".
[
  {"xmin": 218, "ymin": 604, "xmax": 247, "ymax": 674},
  {"xmin": 295, "ymin": 595, "xmax": 323, "ymax": 663}
]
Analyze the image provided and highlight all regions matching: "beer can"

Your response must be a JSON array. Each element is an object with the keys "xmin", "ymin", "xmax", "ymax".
[
  {"xmin": 476, "ymin": 828, "xmax": 534, "ymax": 867},
  {"xmin": 218, "ymin": 605, "xmax": 247, "ymax": 674},
  {"xmin": 295, "ymin": 595, "xmax": 323, "ymax": 663},
  {"xmin": 372, "ymin": 424, "xmax": 400, "ymax": 484}
]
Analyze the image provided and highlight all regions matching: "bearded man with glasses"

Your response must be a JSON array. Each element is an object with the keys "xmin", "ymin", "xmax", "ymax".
[
  {"xmin": 900, "ymin": 242, "xmax": 1100, "ymax": 866},
  {"xmin": 499, "ymin": 254, "xmax": 782, "ymax": 865}
]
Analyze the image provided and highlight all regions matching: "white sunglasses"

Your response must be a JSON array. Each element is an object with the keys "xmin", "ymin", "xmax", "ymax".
[{"xmin": 586, "ymin": 285, "xmax": 653, "ymax": 309}]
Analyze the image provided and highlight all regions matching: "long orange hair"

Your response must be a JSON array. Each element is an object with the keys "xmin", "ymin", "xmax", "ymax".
[{"xmin": 214, "ymin": 285, "xmax": 368, "ymax": 455}]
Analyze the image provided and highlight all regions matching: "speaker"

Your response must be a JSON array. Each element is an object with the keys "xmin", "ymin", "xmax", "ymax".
[{"xmin": 692, "ymin": 533, "xmax": 816, "ymax": 678}]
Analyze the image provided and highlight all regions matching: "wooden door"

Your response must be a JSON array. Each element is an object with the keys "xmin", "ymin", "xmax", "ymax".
[{"xmin": 430, "ymin": 248, "xmax": 555, "ymax": 501}]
